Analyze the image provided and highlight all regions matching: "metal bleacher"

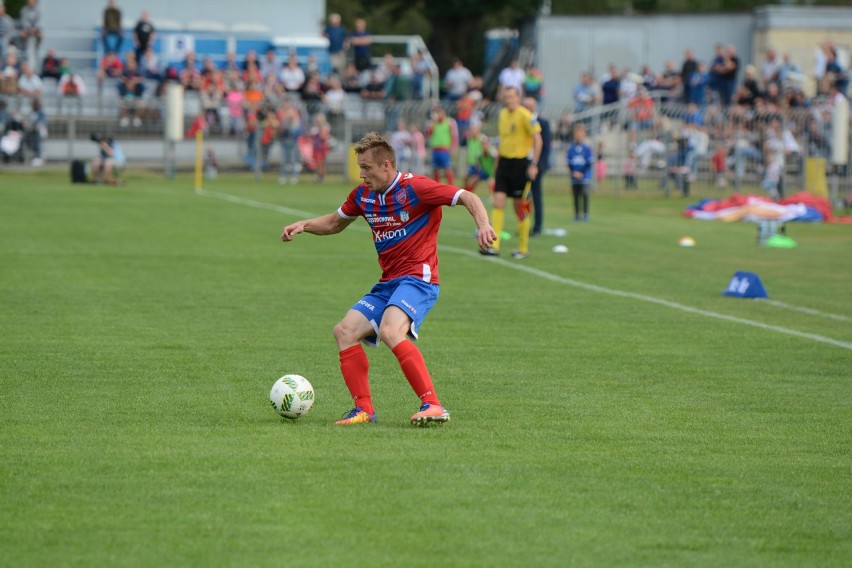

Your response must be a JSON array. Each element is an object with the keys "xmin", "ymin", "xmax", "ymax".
[{"xmin": 27, "ymin": 20, "xmax": 325, "ymax": 119}]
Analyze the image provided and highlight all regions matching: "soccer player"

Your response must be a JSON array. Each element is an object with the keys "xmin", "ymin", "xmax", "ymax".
[
  {"xmin": 425, "ymin": 105, "xmax": 459, "ymax": 185},
  {"xmin": 280, "ymin": 132, "xmax": 496, "ymax": 427},
  {"xmin": 481, "ymin": 86, "xmax": 542, "ymax": 259}
]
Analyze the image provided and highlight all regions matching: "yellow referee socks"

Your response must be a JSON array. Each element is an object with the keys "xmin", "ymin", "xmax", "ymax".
[
  {"xmin": 517, "ymin": 215, "xmax": 531, "ymax": 254},
  {"xmin": 490, "ymin": 208, "xmax": 505, "ymax": 251}
]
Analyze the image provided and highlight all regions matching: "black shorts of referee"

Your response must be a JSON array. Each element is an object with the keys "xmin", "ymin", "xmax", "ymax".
[{"xmin": 494, "ymin": 157, "xmax": 530, "ymax": 199}]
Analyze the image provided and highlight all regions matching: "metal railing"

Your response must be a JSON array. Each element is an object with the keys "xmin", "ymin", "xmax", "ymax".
[
  {"xmin": 369, "ymin": 35, "xmax": 440, "ymax": 101},
  {"xmin": 3, "ymin": 87, "xmax": 850, "ymax": 206}
]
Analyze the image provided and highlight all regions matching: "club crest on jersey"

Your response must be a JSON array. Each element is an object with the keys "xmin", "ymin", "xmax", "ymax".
[
  {"xmin": 395, "ymin": 188, "xmax": 408, "ymax": 206},
  {"xmin": 400, "ymin": 210, "xmax": 409, "ymax": 222}
]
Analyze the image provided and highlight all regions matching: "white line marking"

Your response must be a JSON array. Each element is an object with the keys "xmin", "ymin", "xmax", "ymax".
[
  {"xmin": 438, "ymin": 245, "xmax": 852, "ymax": 351},
  {"xmin": 197, "ymin": 189, "xmax": 316, "ymax": 218},
  {"xmin": 757, "ymin": 299, "xmax": 852, "ymax": 323},
  {"xmin": 197, "ymin": 189, "xmax": 852, "ymax": 351}
]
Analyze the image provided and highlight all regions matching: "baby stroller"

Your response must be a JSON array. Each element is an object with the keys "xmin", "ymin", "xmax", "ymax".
[{"xmin": 1, "ymin": 116, "xmax": 26, "ymax": 163}]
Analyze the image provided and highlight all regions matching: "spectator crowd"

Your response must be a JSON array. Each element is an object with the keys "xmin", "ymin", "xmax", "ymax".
[
  {"xmin": 552, "ymin": 39, "xmax": 849, "ymax": 196},
  {"xmin": 0, "ymin": 0, "xmax": 849, "ymax": 191}
]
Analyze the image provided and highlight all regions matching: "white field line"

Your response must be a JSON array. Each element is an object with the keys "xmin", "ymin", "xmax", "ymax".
[
  {"xmin": 757, "ymin": 299, "xmax": 852, "ymax": 323},
  {"xmin": 196, "ymin": 189, "xmax": 316, "ymax": 218},
  {"xmin": 197, "ymin": 189, "xmax": 852, "ymax": 351}
]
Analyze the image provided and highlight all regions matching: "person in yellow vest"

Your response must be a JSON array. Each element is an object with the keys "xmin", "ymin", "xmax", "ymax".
[
  {"xmin": 481, "ymin": 86, "xmax": 542, "ymax": 259},
  {"xmin": 425, "ymin": 105, "xmax": 459, "ymax": 185}
]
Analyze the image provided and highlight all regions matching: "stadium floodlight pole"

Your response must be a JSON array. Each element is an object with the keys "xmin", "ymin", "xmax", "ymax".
[{"xmin": 194, "ymin": 129, "xmax": 203, "ymax": 192}]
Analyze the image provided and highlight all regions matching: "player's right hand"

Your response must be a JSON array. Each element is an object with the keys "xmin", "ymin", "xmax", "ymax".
[
  {"xmin": 477, "ymin": 225, "xmax": 497, "ymax": 250},
  {"xmin": 280, "ymin": 223, "xmax": 304, "ymax": 241}
]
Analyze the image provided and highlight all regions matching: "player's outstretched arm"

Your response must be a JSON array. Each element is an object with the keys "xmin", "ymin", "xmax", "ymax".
[
  {"xmin": 281, "ymin": 213, "xmax": 354, "ymax": 241},
  {"xmin": 456, "ymin": 190, "xmax": 496, "ymax": 251}
]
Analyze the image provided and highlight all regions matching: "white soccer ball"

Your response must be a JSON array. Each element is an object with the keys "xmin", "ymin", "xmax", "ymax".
[{"xmin": 269, "ymin": 374, "xmax": 315, "ymax": 419}]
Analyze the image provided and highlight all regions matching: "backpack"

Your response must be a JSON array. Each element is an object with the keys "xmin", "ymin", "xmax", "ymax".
[{"xmin": 70, "ymin": 160, "xmax": 89, "ymax": 183}]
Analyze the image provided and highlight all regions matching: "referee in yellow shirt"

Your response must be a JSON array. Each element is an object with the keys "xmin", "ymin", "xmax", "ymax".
[{"xmin": 481, "ymin": 86, "xmax": 542, "ymax": 259}]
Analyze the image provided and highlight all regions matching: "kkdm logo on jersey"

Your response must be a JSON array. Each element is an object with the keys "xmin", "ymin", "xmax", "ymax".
[{"xmin": 372, "ymin": 227, "xmax": 407, "ymax": 242}]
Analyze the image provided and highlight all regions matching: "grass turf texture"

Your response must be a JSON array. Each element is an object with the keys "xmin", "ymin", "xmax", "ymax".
[{"xmin": 1, "ymin": 170, "xmax": 850, "ymax": 567}]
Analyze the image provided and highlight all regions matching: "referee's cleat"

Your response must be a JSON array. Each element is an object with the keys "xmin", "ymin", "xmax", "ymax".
[
  {"xmin": 334, "ymin": 407, "xmax": 377, "ymax": 425},
  {"xmin": 510, "ymin": 250, "xmax": 529, "ymax": 259},
  {"xmin": 479, "ymin": 247, "xmax": 500, "ymax": 256},
  {"xmin": 410, "ymin": 403, "xmax": 450, "ymax": 427}
]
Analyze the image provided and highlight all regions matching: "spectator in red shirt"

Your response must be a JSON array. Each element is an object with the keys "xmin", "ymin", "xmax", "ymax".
[
  {"xmin": 41, "ymin": 48, "xmax": 62, "ymax": 81},
  {"xmin": 627, "ymin": 88, "xmax": 656, "ymax": 143},
  {"xmin": 179, "ymin": 51, "xmax": 201, "ymax": 91},
  {"xmin": 96, "ymin": 51, "xmax": 124, "ymax": 94}
]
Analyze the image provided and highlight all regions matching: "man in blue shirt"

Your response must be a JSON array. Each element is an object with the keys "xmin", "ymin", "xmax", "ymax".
[
  {"xmin": 323, "ymin": 13, "xmax": 347, "ymax": 75},
  {"xmin": 688, "ymin": 61, "xmax": 709, "ymax": 106},
  {"xmin": 566, "ymin": 124, "xmax": 594, "ymax": 222},
  {"xmin": 349, "ymin": 18, "xmax": 372, "ymax": 72}
]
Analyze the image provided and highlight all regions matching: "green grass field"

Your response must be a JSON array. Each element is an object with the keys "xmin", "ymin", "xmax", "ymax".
[{"xmin": 1, "ymin": 169, "xmax": 850, "ymax": 567}]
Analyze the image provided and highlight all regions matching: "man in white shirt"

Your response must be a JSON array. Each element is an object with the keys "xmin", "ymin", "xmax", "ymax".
[
  {"xmin": 497, "ymin": 59, "xmax": 525, "ymax": 101},
  {"xmin": 443, "ymin": 58, "xmax": 473, "ymax": 101},
  {"xmin": 17, "ymin": 62, "xmax": 44, "ymax": 99},
  {"xmin": 761, "ymin": 48, "xmax": 782, "ymax": 89},
  {"xmin": 278, "ymin": 54, "xmax": 306, "ymax": 94}
]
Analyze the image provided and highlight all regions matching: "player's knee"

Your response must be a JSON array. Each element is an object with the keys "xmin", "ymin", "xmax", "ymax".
[
  {"xmin": 333, "ymin": 320, "xmax": 357, "ymax": 345},
  {"xmin": 377, "ymin": 321, "xmax": 405, "ymax": 347}
]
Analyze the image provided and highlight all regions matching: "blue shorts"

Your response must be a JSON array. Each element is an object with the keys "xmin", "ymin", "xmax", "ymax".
[
  {"xmin": 351, "ymin": 276, "xmax": 440, "ymax": 347},
  {"xmin": 432, "ymin": 149, "xmax": 452, "ymax": 170},
  {"xmin": 467, "ymin": 165, "xmax": 490, "ymax": 180}
]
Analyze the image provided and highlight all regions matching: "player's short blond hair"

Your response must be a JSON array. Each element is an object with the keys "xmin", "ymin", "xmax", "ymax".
[{"xmin": 354, "ymin": 131, "xmax": 396, "ymax": 167}]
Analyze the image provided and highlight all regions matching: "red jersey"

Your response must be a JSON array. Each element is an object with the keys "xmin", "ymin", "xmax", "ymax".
[{"xmin": 338, "ymin": 172, "xmax": 464, "ymax": 284}]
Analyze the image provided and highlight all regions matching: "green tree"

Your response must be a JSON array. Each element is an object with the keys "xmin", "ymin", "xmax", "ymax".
[{"xmin": 5, "ymin": 0, "xmax": 26, "ymax": 18}]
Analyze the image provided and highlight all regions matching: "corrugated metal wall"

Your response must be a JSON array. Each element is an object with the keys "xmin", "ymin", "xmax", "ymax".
[{"xmin": 537, "ymin": 14, "xmax": 753, "ymax": 115}]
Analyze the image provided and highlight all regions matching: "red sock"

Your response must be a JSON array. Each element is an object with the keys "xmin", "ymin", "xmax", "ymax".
[
  {"xmin": 391, "ymin": 340, "xmax": 440, "ymax": 406},
  {"xmin": 446, "ymin": 169, "xmax": 455, "ymax": 185},
  {"xmin": 339, "ymin": 345, "xmax": 373, "ymax": 414}
]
